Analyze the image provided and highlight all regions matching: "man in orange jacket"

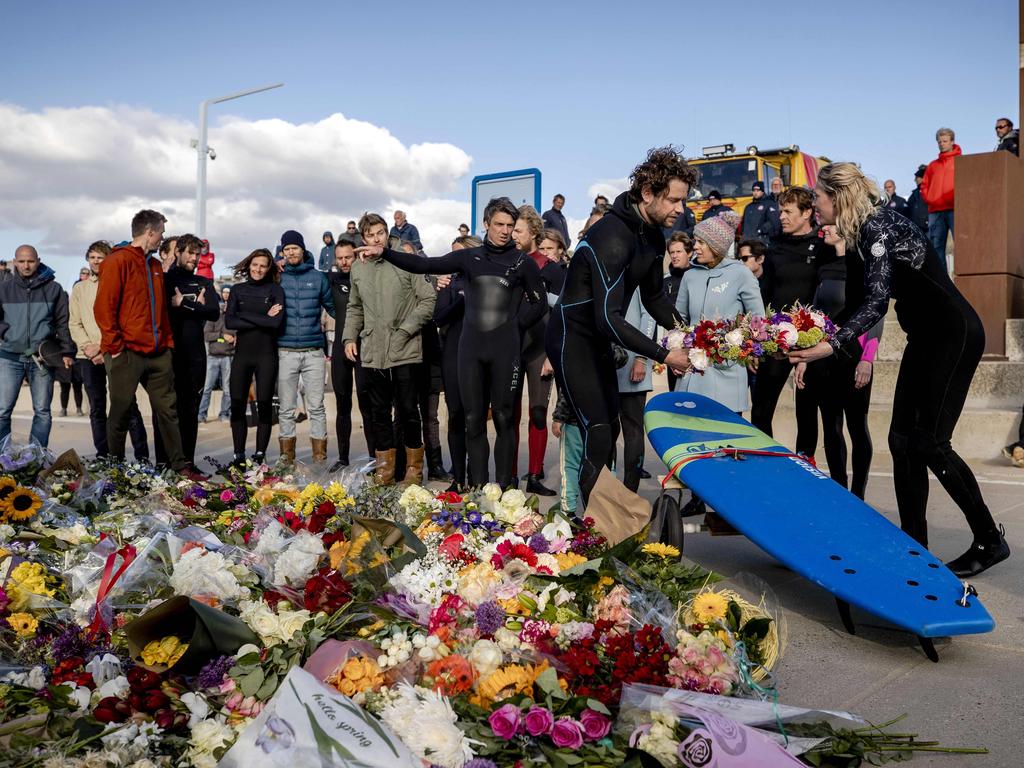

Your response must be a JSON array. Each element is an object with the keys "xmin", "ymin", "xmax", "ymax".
[
  {"xmin": 920, "ymin": 127, "xmax": 960, "ymax": 267},
  {"xmin": 94, "ymin": 209, "xmax": 205, "ymax": 479}
]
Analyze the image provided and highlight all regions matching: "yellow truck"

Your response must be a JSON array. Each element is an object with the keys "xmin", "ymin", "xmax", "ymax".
[{"xmin": 687, "ymin": 144, "xmax": 831, "ymax": 221}]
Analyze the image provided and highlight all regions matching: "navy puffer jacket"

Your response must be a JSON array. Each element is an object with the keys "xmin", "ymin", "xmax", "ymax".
[{"xmin": 278, "ymin": 252, "xmax": 335, "ymax": 348}]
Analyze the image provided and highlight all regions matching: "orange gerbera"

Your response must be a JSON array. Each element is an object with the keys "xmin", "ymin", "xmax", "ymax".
[{"xmin": 427, "ymin": 654, "xmax": 475, "ymax": 696}]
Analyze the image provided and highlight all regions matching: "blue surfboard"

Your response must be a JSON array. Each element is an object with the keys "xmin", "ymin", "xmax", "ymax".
[{"xmin": 644, "ymin": 392, "xmax": 994, "ymax": 640}]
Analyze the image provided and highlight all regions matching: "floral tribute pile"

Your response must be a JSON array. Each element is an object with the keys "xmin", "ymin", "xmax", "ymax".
[
  {"xmin": 660, "ymin": 303, "xmax": 837, "ymax": 374},
  {"xmin": 0, "ymin": 442, "xmax": 979, "ymax": 767}
]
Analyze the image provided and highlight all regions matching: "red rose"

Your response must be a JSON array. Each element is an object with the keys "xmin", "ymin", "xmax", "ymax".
[
  {"xmin": 126, "ymin": 666, "xmax": 162, "ymax": 692},
  {"xmin": 303, "ymin": 568, "xmax": 352, "ymax": 614},
  {"xmin": 93, "ymin": 696, "xmax": 131, "ymax": 723},
  {"xmin": 154, "ymin": 708, "xmax": 189, "ymax": 731}
]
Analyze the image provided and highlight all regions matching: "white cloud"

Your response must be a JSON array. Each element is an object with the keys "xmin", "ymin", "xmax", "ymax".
[
  {"xmin": 587, "ymin": 178, "xmax": 627, "ymax": 203},
  {"xmin": 0, "ymin": 103, "xmax": 472, "ymax": 281}
]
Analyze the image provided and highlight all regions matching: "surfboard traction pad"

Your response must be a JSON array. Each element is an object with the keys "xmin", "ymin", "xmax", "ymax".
[{"xmin": 643, "ymin": 392, "xmax": 994, "ymax": 655}]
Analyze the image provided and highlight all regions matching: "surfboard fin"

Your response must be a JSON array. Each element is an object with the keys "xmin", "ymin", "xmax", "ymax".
[
  {"xmin": 917, "ymin": 636, "xmax": 939, "ymax": 663},
  {"xmin": 835, "ymin": 598, "xmax": 856, "ymax": 635}
]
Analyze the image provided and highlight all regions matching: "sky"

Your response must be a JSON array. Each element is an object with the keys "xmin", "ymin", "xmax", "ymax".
[{"xmin": 0, "ymin": 0, "xmax": 1018, "ymax": 287}]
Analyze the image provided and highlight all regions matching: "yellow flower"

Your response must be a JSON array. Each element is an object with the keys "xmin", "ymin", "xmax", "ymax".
[
  {"xmin": 0, "ymin": 476, "xmax": 17, "ymax": 519},
  {"xmin": 498, "ymin": 598, "xmax": 530, "ymax": 617},
  {"xmin": 415, "ymin": 520, "xmax": 445, "ymax": 539},
  {"xmin": 554, "ymin": 552, "xmax": 587, "ymax": 571},
  {"xmin": 327, "ymin": 656, "xmax": 384, "ymax": 697},
  {"xmin": 691, "ymin": 592, "xmax": 729, "ymax": 624},
  {"xmin": 328, "ymin": 531, "xmax": 371, "ymax": 573},
  {"xmin": 7, "ymin": 562, "xmax": 55, "ymax": 611},
  {"xmin": 140, "ymin": 636, "xmax": 189, "ymax": 667},
  {"xmin": 642, "ymin": 542, "xmax": 680, "ymax": 559},
  {"xmin": 474, "ymin": 664, "xmax": 533, "ymax": 705},
  {"xmin": 1, "ymin": 486, "xmax": 43, "ymax": 522},
  {"xmin": 6, "ymin": 612, "xmax": 38, "ymax": 638}
]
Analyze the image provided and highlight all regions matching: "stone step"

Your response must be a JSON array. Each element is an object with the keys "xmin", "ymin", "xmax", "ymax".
[
  {"xmin": 876, "ymin": 307, "xmax": 1024, "ymax": 363},
  {"xmin": 769, "ymin": 401, "xmax": 1020, "ymax": 460},
  {"xmin": 1007, "ymin": 318, "xmax": 1024, "ymax": 362},
  {"xmin": 870, "ymin": 359, "xmax": 1024, "ymax": 410}
]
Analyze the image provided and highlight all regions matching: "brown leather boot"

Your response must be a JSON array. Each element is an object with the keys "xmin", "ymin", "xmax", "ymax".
[
  {"xmin": 402, "ymin": 446, "xmax": 425, "ymax": 486},
  {"xmin": 374, "ymin": 449, "xmax": 396, "ymax": 485},
  {"xmin": 311, "ymin": 437, "xmax": 328, "ymax": 462},
  {"xmin": 279, "ymin": 437, "xmax": 296, "ymax": 463}
]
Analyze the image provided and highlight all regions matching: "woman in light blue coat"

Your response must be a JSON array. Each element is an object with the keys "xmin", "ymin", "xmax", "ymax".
[
  {"xmin": 616, "ymin": 291, "xmax": 655, "ymax": 490},
  {"xmin": 674, "ymin": 210, "xmax": 764, "ymax": 413}
]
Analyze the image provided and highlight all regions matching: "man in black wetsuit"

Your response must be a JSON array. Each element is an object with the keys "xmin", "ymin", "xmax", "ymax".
[
  {"xmin": 156, "ymin": 233, "xmax": 220, "ymax": 471},
  {"xmin": 545, "ymin": 146, "xmax": 697, "ymax": 507},
  {"xmin": 750, "ymin": 186, "xmax": 836, "ymax": 438},
  {"xmin": 356, "ymin": 198, "xmax": 545, "ymax": 488}
]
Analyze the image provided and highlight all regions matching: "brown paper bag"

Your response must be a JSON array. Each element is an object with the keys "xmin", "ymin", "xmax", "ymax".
[
  {"xmin": 36, "ymin": 449, "xmax": 87, "ymax": 485},
  {"xmin": 585, "ymin": 466, "xmax": 651, "ymax": 546}
]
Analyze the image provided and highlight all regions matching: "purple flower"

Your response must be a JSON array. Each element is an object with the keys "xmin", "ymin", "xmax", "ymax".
[
  {"xmin": 475, "ymin": 601, "xmax": 505, "ymax": 636},
  {"xmin": 374, "ymin": 592, "xmax": 431, "ymax": 625},
  {"xmin": 551, "ymin": 718, "xmax": 584, "ymax": 749},
  {"xmin": 50, "ymin": 623, "xmax": 90, "ymax": 662},
  {"xmin": 527, "ymin": 533, "xmax": 550, "ymax": 553},
  {"xmin": 197, "ymin": 655, "xmax": 234, "ymax": 689},
  {"xmin": 467, "ymin": 510, "xmax": 482, "ymax": 526},
  {"xmin": 488, "ymin": 703, "xmax": 522, "ymax": 740},
  {"xmin": 524, "ymin": 705, "xmax": 555, "ymax": 736},
  {"xmin": 464, "ymin": 760, "xmax": 498, "ymax": 768}
]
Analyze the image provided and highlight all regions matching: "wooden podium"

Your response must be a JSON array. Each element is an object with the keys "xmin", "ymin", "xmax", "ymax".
[{"xmin": 953, "ymin": 150, "xmax": 1024, "ymax": 357}]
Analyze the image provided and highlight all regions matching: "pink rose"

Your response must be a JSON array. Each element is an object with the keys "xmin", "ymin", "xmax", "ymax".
[
  {"xmin": 489, "ymin": 703, "xmax": 522, "ymax": 740},
  {"xmin": 220, "ymin": 489, "xmax": 235, "ymax": 502},
  {"xmin": 579, "ymin": 709, "xmax": 611, "ymax": 741},
  {"xmin": 551, "ymin": 718, "xmax": 584, "ymax": 750},
  {"xmin": 706, "ymin": 645, "xmax": 726, "ymax": 668},
  {"xmin": 524, "ymin": 705, "xmax": 554, "ymax": 736}
]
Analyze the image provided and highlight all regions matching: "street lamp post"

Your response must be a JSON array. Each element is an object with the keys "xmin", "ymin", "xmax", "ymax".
[{"xmin": 195, "ymin": 82, "xmax": 284, "ymax": 238}]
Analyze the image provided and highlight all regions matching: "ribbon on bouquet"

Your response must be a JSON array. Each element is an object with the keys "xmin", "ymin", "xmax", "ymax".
[{"xmin": 88, "ymin": 543, "xmax": 137, "ymax": 636}]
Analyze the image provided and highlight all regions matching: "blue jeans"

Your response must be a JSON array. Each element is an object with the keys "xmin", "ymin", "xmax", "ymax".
[
  {"xmin": 198, "ymin": 355, "xmax": 232, "ymax": 420},
  {"xmin": 928, "ymin": 209, "xmax": 954, "ymax": 265},
  {"xmin": 0, "ymin": 357, "xmax": 54, "ymax": 447}
]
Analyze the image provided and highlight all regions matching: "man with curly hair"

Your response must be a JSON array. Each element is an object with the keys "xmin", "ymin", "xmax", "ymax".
[{"xmin": 546, "ymin": 146, "xmax": 698, "ymax": 507}]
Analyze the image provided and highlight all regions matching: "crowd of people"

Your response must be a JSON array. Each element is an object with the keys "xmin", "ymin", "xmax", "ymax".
[{"xmin": 0, "ymin": 124, "xmax": 1017, "ymax": 579}]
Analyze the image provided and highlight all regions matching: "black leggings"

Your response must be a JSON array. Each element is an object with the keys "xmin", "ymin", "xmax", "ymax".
[
  {"xmin": 798, "ymin": 357, "xmax": 874, "ymax": 499},
  {"xmin": 230, "ymin": 340, "xmax": 278, "ymax": 456},
  {"xmin": 889, "ymin": 314, "xmax": 997, "ymax": 547},
  {"xmin": 442, "ymin": 331, "xmax": 467, "ymax": 484},
  {"xmin": 459, "ymin": 326, "xmax": 522, "ymax": 487},
  {"xmin": 546, "ymin": 309, "xmax": 619, "ymax": 506},
  {"xmin": 617, "ymin": 391, "xmax": 647, "ymax": 492},
  {"xmin": 331, "ymin": 344, "xmax": 373, "ymax": 463}
]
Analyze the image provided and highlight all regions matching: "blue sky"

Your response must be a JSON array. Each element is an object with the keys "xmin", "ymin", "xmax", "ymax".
[{"xmin": 0, "ymin": 0, "xmax": 1018, "ymax": 286}]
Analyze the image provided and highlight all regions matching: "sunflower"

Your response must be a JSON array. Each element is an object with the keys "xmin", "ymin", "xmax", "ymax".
[
  {"xmin": 474, "ymin": 664, "xmax": 534, "ymax": 705},
  {"xmin": 691, "ymin": 591, "xmax": 730, "ymax": 624},
  {"xmin": 0, "ymin": 477, "xmax": 16, "ymax": 521},
  {"xmin": 6, "ymin": 612, "xmax": 39, "ymax": 638},
  {"xmin": 3, "ymin": 486, "xmax": 43, "ymax": 522},
  {"xmin": 642, "ymin": 542, "xmax": 681, "ymax": 559}
]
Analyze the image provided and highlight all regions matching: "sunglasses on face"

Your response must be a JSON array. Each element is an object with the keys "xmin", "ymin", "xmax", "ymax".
[{"xmin": 996, "ymin": 124, "xmax": 1009, "ymax": 130}]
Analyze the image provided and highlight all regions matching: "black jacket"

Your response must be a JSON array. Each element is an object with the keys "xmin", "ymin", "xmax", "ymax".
[
  {"xmin": 702, "ymin": 203, "xmax": 730, "ymax": 221},
  {"xmin": 164, "ymin": 265, "xmax": 219, "ymax": 354},
  {"xmin": 996, "ymin": 129, "xmax": 1019, "ymax": 156},
  {"xmin": 761, "ymin": 229, "xmax": 838, "ymax": 310},
  {"xmin": 906, "ymin": 185, "xmax": 929, "ymax": 233},
  {"xmin": 884, "ymin": 194, "xmax": 910, "ymax": 219},
  {"xmin": 664, "ymin": 265, "xmax": 688, "ymax": 306},
  {"xmin": 740, "ymin": 196, "xmax": 781, "ymax": 243}
]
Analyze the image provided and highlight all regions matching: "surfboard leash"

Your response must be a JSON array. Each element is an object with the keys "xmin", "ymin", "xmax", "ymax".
[{"xmin": 662, "ymin": 448, "xmax": 813, "ymax": 488}]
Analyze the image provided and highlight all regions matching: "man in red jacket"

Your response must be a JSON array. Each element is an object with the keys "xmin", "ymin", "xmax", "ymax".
[
  {"xmin": 921, "ymin": 127, "xmax": 960, "ymax": 268},
  {"xmin": 94, "ymin": 209, "xmax": 204, "ymax": 479}
]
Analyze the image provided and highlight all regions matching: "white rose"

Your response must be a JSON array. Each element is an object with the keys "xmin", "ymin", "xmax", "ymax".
[
  {"xmin": 272, "ymin": 530, "xmax": 325, "ymax": 587},
  {"xmin": 664, "ymin": 328, "xmax": 687, "ymax": 351},
  {"xmin": 500, "ymin": 489, "xmax": 527, "ymax": 509},
  {"xmin": 276, "ymin": 609, "xmax": 312, "ymax": 641},
  {"xmin": 775, "ymin": 321, "xmax": 798, "ymax": 346},
  {"xmin": 724, "ymin": 328, "xmax": 744, "ymax": 347},
  {"xmin": 190, "ymin": 718, "xmax": 235, "ymax": 754},
  {"xmin": 240, "ymin": 600, "xmax": 283, "ymax": 645},
  {"xmin": 482, "ymin": 483, "xmax": 502, "ymax": 502},
  {"xmin": 468, "ymin": 639, "xmax": 504, "ymax": 678},
  {"xmin": 688, "ymin": 347, "xmax": 709, "ymax": 371}
]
